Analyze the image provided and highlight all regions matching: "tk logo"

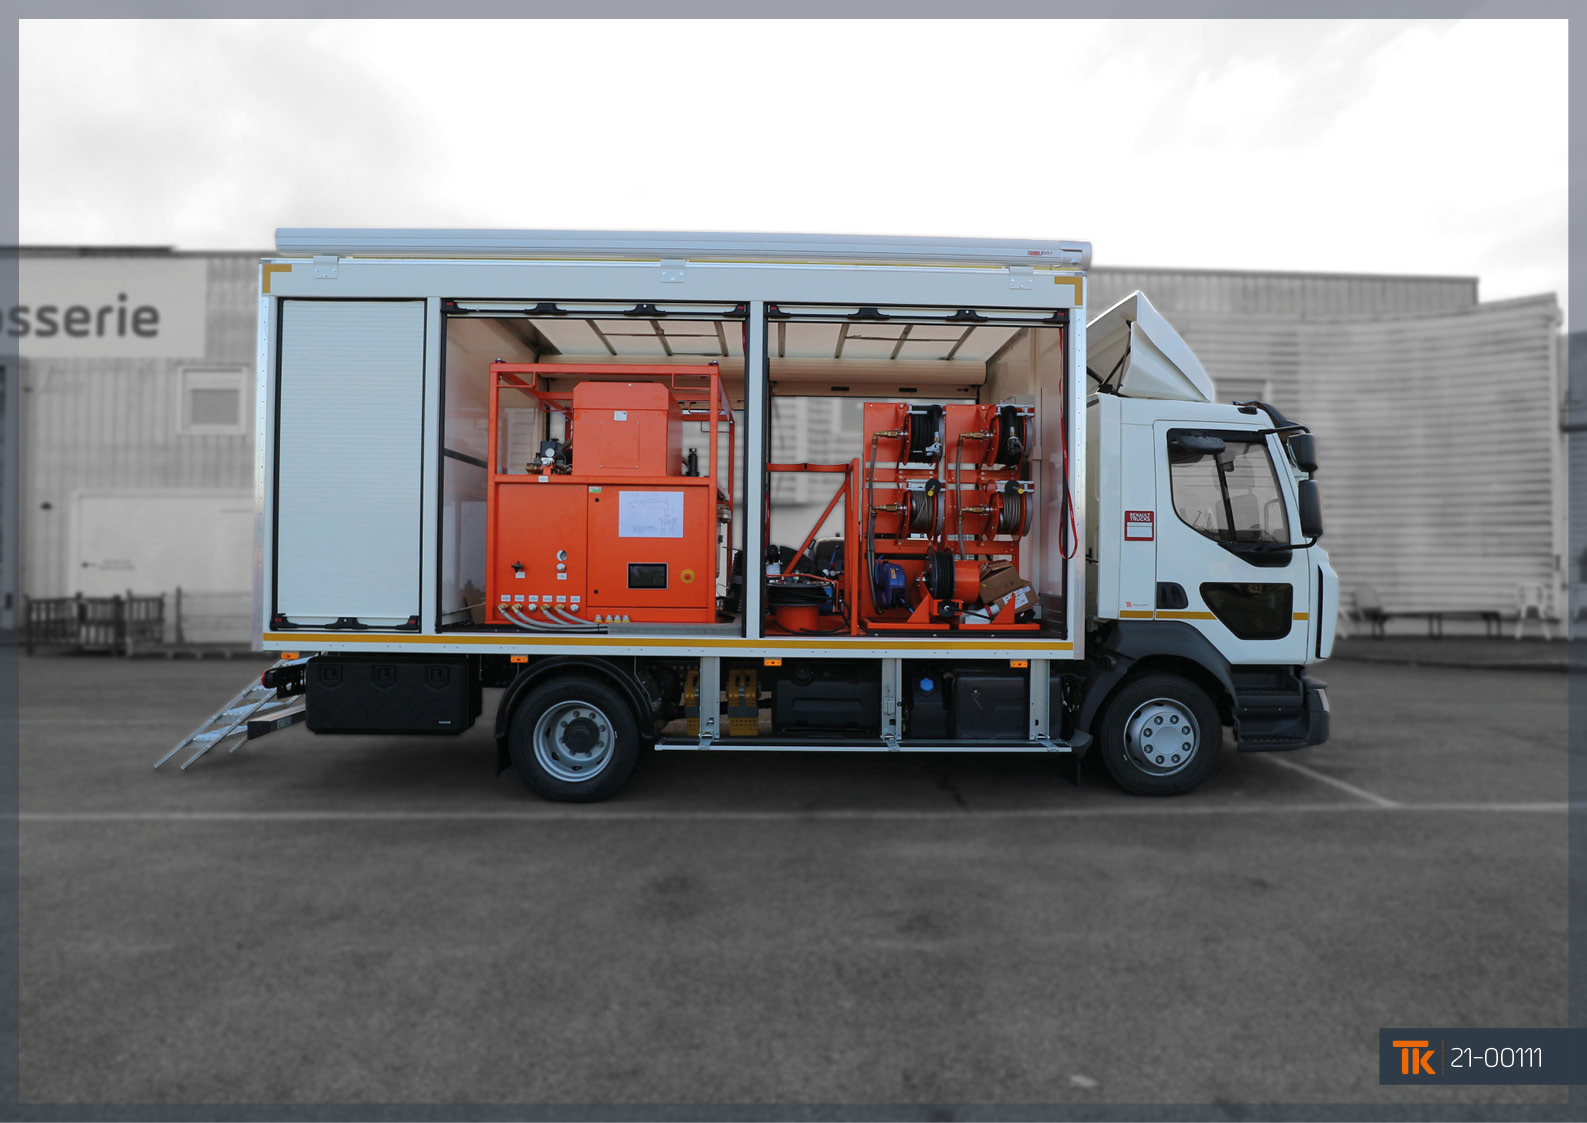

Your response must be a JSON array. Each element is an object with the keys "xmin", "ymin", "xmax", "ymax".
[{"xmin": 1392, "ymin": 1039, "xmax": 1436, "ymax": 1076}]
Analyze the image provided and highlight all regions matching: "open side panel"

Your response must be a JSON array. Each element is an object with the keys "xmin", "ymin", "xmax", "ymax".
[
  {"xmin": 438, "ymin": 302, "xmax": 746, "ymax": 635},
  {"xmin": 276, "ymin": 300, "xmax": 425, "ymax": 625},
  {"xmin": 755, "ymin": 305, "xmax": 1065, "ymax": 641}
]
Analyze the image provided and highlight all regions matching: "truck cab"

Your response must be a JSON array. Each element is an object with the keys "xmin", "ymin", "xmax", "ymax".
[{"xmin": 1079, "ymin": 292, "xmax": 1333, "ymax": 794}]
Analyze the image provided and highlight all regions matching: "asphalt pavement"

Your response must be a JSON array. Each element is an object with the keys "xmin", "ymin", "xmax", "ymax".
[{"xmin": 14, "ymin": 652, "xmax": 1573, "ymax": 1111}]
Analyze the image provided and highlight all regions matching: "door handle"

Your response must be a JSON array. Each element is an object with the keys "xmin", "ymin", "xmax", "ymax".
[{"xmin": 1156, "ymin": 582, "xmax": 1189, "ymax": 610}]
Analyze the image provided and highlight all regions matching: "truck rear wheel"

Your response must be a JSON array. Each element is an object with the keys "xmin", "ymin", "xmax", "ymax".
[
  {"xmin": 507, "ymin": 676, "xmax": 640, "ymax": 802},
  {"xmin": 1097, "ymin": 673, "xmax": 1221, "ymax": 796}
]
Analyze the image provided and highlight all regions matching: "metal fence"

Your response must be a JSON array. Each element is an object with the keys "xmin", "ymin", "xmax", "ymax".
[
  {"xmin": 170, "ymin": 589, "xmax": 252, "ymax": 647},
  {"xmin": 23, "ymin": 592, "xmax": 166, "ymax": 655},
  {"xmin": 22, "ymin": 588, "xmax": 254, "ymax": 655}
]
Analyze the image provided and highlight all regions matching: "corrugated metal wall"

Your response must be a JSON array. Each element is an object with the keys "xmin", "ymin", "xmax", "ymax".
[
  {"xmin": 20, "ymin": 253, "xmax": 258, "ymax": 599},
  {"xmin": 1565, "ymin": 333, "xmax": 1586, "ymax": 630},
  {"xmin": 1089, "ymin": 267, "xmax": 1478, "ymax": 319},
  {"xmin": 1294, "ymin": 296, "xmax": 1561, "ymax": 616}
]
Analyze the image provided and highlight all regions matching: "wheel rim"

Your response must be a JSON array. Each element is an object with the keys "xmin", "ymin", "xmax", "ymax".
[
  {"xmin": 532, "ymin": 700, "xmax": 616, "ymax": 782},
  {"xmin": 1122, "ymin": 697, "xmax": 1200, "ymax": 776}
]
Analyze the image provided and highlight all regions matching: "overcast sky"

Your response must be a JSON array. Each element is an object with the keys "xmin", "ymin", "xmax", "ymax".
[{"xmin": 18, "ymin": 18, "xmax": 1569, "ymax": 316}]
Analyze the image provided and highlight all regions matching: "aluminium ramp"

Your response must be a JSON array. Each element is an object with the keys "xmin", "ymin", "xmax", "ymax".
[{"xmin": 155, "ymin": 656, "xmax": 311, "ymax": 771}]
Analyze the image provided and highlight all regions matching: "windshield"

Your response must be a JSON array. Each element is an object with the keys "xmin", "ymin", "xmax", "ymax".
[{"xmin": 1168, "ymin": 433, "xmax": 1289, "ymax": 545}]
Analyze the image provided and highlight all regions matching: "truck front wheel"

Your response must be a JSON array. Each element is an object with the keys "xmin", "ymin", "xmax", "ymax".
[
  {"xmin": 507, "ymin": 676, "xmax": 640, "ymax": 802},
  {"xmin": 1097, "ymin": 673, "xmax": 1222, "ymax": 796}
]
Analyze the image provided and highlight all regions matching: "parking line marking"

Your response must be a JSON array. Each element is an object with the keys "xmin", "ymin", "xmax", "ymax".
[
  {"xmin": 20, "ymin": 719, "xmax": 183, "ymax": 726},
  {"xmin": 1257, "ymin": 754, "xmax": 1401, "ymax": 807},
  {"xmin": 10, "ymin": 802, "xmax": 1574, "ymax": 824}
]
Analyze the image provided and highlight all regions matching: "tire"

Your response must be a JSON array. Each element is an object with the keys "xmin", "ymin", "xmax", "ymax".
[
  {"xmin": 506, "ymin": 675, "xmax": 640, "ymax": 802},
  {"xmin": 1096, "ymin": 672, "xmax": 1222, "ymax": 796}
]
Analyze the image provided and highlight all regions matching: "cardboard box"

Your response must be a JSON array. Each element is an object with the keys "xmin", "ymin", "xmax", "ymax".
[
  {"xmin": 979, "ymin": 560, "xmax": 1029, "ymax": 603},
  {"xmin": 989, "ymin": 585, "xmax": 1034, "ymax": 620}
]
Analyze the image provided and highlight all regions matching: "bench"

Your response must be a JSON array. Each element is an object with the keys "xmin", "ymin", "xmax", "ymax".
[
  {"xmin": 1357, "ymin": 609, "xmax": 1503, "ymax": 639},
  {"xmin": 1347, "ymin": 587, "xmax": 1503, "ymax": 639}
]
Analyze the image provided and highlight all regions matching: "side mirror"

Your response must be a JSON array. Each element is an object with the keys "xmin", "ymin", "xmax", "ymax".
[
  {"xmin": 1286, "ymin": 432, "xmax": 1318, "ymax": 474},
  {"xmin": 1297, "ymin": 479, "xmax": 1324, "ymax": 540}
]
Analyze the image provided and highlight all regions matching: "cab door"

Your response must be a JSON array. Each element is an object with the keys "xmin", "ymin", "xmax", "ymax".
[{"xmin": 1151, "ymin": 421, "xmax": 1310, "ymax": 665}]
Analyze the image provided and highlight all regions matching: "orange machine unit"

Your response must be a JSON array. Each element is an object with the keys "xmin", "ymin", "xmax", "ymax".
[
  {"xmin": 485, "ymin": 363, "xmax": 732, "ymax": 629},
  {"xmin": 572, "ymin": 381, "xmax": 684, "ymax": 476},
  {"xmin": 854, "ymin": 399, "xmax": 1038, "ymax": 632},
  {"xmin": 760, "ymin": 396, "xmax": 1041, "ymax": 638}
]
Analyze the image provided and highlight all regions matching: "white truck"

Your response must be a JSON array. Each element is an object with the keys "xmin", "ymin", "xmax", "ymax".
[{"xmin": 163, "ymin": 229, "xmax": 1334, "ymax": 799}]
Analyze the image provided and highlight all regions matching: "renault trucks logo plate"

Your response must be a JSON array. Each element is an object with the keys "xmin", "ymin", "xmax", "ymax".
[{"xmin": 1125, "ymin": 510, "xmax": 1154, "ymax": 540}]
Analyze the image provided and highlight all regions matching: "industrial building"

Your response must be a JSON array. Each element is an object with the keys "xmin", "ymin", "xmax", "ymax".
[{"xmin": 6, "ymin": 246, "xmax": 1568, "ymax": 646}]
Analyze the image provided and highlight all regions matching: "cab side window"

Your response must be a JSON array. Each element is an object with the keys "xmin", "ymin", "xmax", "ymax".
[{"xmin": 1168, "ymin": 433, "xmax": 1289, "ymax": 544}]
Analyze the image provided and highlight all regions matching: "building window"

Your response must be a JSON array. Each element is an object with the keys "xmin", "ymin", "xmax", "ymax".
[{"xmin": 179, "ymin": 367, "xmax": 248, "ymax": 436}]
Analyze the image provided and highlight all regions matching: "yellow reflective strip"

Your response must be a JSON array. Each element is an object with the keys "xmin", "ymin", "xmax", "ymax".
[
  {"xmin": 1293, "ymin": 613, "xmax": 1309, "ymax": 620},
  {"xmin": 1118, "ymin": 610, "xmax": 1154, "ymax": 619},
  {"xmin": 260, "ymin": 263, "xmax": 293, "ymax": 293},
  {"xmin": 263, "ymin": 632, "xmax": 1073, "ymax": 652},
  {"xmin": 1052, "ymin": 276, "xmax": 1082, "ymax": 305},
  {"xmin": 1155, "ymin": 611, "xmax": 1217, "ymax": 620}
]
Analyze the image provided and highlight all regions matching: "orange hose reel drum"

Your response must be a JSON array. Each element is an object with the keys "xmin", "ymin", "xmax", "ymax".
[
  {"xmin": 773, "ymin": 604, "xmax": 821, "ymax": 632},
  {"xmin": 953, "ymin": 559, "xmax": 981, "ymax": 603}
]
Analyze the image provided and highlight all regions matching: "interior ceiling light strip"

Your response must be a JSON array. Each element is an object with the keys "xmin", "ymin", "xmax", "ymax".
[{"xmin": 448, "ymin": 301, "xmax": 745, "ymax": 317}]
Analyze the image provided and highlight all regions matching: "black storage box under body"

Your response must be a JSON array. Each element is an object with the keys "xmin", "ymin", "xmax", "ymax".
[
  {"xmin": 949, "ymin": 671, "xmax": 1029, "ymax": 740},
  {"xmin": 771, "ymin": 666, "xmax": 881, "ymax": 736},
  {"xmin": 306, "ymin": 654, "xmax": 480, "ymax": 735}
]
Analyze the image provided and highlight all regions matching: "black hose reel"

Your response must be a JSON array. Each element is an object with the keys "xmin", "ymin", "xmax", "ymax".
[
  {"xmin": 906, "ymin": 405, "xmax": 945, "ymax": 463},
  {"xmin": 921, "ymin": 547, "xmax": 957, "ymax": 601},
  {"xmin": 995, "ymin": 404, "xmax": 1029, "ymax": 466}
]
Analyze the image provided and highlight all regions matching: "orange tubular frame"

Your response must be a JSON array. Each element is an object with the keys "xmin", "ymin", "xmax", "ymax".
[
  {"xmin": 484, "ymin": 362, "xmax": 734, "ymax": 627},
  {"xmin": 765, "ymin": 460, "xmax": 861, "ymax": 636}
]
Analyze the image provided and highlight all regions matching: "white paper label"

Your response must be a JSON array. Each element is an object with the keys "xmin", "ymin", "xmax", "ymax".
[{"xmin": 618, "ymin": 490, "xmax": 685, "ymax": 538}]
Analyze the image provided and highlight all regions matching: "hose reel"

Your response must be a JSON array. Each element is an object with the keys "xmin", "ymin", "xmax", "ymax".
[
  {"xmin": 905, "ymin": 405, "xmax": 945, "ymax": 463},
  {"xmin": 921, "ymin": 547, "xmax": 957, "ymax": 601},
  {"xmin": 906, "ymin": 479, "xmax": 944, "ymax": 535},
  {"xmin": 995, "ymin": 482, "xmax": 1033, "ymax": 537},
  {"xmin": 994, "ymin": 404, "xmax": 1030, "ymax": 466}
]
